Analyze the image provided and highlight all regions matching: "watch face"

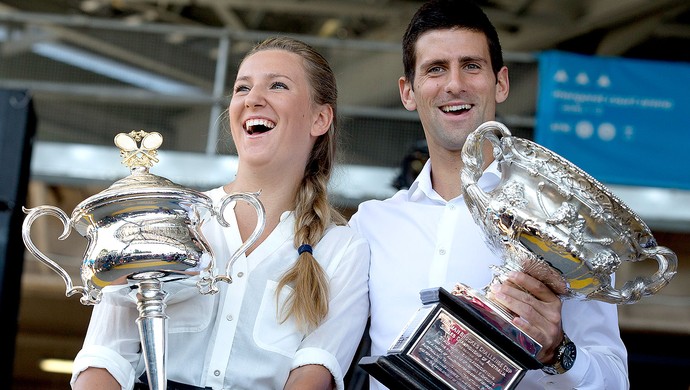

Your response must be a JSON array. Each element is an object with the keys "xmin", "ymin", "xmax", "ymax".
[{"xmin": 561, "ymin": 342, "xmax": 577, "ymax": 370}]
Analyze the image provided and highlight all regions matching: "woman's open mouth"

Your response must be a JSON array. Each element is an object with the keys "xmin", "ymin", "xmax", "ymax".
[{"xmin": 244, "ymin": 118, "xmax": 276, "ymax": 135}]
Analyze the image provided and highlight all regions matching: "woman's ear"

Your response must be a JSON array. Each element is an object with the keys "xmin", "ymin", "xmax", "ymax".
[{"xmin": 311, "ymin": 104, "xmax": 333, "ymax": 136}]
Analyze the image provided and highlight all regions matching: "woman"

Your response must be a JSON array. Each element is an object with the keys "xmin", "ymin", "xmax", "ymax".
[{"xmin": 71, "ymin": 37, "xmax": 370, "ymax": 390}]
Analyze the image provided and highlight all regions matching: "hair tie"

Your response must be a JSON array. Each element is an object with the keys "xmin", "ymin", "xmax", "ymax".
[{"xmin": 297, "ymin": 244, "xmax": 313, "ymax": 255}]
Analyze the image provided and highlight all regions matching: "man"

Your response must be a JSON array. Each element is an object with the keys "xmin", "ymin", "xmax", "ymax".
[{"xmin": 349, "ymin": 0, "xmax": 629, "ymax": 388}]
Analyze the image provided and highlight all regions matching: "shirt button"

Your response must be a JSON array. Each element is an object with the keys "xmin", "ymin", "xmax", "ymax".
[
  {"xmin": 448, "ymin": 204, "xmax": 456, "ymax": 210},
  {"xmin": 214, "ymin": 370, "xmax": 221, "ymax": 376},
  {"xmin": 237, "ymin": 272, "xmax": 244, "ymax": 278},
  {"xmin": 439, "ymin": 249, "xmax": 446, "ymax": 255},
  {"xmin": 226, "ymin": 314, "xmax": 233, "ymax": 321}
]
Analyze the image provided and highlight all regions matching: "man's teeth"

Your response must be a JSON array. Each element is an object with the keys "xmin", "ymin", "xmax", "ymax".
[{"xmin": 441, "ymin": 104, "xmax": 471, "ymax": 113}]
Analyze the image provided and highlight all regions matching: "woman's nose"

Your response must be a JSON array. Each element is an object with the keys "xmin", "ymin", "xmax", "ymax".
[{"xmin": 244, "ymin": 88, "xmax": 265, "ymax": 108}]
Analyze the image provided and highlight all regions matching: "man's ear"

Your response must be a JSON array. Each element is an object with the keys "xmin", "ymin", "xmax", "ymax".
[
  {"xmin": 311, "ymin": 103, "xmax": 333, "ymax": 136},
  {"xmin": 399, "ymin": 76, "xmax": 417, "ymax": 111},
  {"xmin": 495, "ymin": 66, "xmax": 510, "ymax": 104}
]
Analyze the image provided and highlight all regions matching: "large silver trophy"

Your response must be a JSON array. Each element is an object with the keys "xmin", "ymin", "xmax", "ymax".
[
  {"xmin": 360, "ymin": 121, "xmax": 677, "ymax": 390},
  {"xmin": 22, "ymin": 130, "xmax": 265, "ymax": 390}
]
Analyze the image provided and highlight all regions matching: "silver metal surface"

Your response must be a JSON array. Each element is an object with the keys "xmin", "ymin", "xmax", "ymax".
[
  {"xmin": 21, "ymin": 131, "xmax": 266, "ymax": 390},
  {"xmin": 460, "ymin": 121, "xmax": 677, "ymax": 304},
  {"xmin": 135, "ymin": 277, "xmax": 168, "ymax": 390}
]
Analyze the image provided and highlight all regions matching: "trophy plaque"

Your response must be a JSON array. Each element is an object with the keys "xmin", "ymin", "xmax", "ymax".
[
  {"xmin": 360, "ymin": 121, "xmax": 677, "ymax": 390},
  {"xmin": 359, "ymin": 287, "xmax": 542, "ymax": 390},
  {"xmin": 22, "ymin": 130, "xmax": 266, "ymax": 390}
]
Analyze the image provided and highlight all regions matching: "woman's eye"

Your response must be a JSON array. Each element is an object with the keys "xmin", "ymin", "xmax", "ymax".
[
  {"xmin": 271, "ymin": 82, "xmax": 288, "ymax": 89},
  {"xmin": 234, "ymin": 85, "xmax": 249, "ymax": 93}
]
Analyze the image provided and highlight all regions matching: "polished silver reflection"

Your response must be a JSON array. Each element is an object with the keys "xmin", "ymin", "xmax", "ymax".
[
  {"xmin": 22, "ymin": 131, "xmax": 266, "ymax": 390},
  {"xmin": 459, "ymin": 121, "xmax": 677, "ymax": 305}
]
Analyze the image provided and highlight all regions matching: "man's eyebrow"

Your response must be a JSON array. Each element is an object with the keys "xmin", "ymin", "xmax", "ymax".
[
  {"xmin": 418, "ymin": 58, "xmax": 448, "ymax": 69},
  {"xmin": 459, "ymin": 55, "xmax": 489, "ymax": 64}
]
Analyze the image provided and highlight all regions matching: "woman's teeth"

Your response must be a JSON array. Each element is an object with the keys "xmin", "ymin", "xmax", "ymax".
[{"xmin": 245, "ymin": 118, "xmax": 276, "ymax": 134}]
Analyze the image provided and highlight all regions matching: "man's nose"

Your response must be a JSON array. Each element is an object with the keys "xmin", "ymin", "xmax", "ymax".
[{"xmin": 445, "ymin": 66, "xmax": 466, "ymax": 94}]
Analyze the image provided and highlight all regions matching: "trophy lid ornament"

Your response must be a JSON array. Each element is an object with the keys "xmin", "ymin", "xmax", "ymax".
[{"xmin": 116, "ymin": 130, "xmax": 163, "ymax": 170}]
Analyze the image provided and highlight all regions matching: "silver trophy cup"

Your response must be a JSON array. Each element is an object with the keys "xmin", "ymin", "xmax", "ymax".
[
  {"xmin": 360, "ymin": 121, "xmax": 678, "ymax": 390},
  {"xmin": 22, "ymin": 131, "xmax": 266, "ymax": 390},
  {"xmin": 459, "ymin": 120, "xmax": 677, "ymax": 306},
  {"xmin": 449, "ymin": 120, "xmax": 678, "ymax": 386}
]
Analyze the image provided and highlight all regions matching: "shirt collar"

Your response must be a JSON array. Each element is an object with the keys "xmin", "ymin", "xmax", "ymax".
[{"xmin": 407, "ymin": 159, "xmax": 501, "ymax": 203}]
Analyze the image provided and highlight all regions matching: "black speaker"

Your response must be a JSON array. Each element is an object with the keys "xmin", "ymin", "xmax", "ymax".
[{"xmin": 0, "ymin": 89, "xmax": 37, "ymax": 386}]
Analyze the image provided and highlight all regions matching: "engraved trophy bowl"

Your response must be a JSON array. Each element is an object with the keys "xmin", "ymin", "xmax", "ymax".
[
  {"xmin": 22, "ymin": 130, "xmax": 266, "ymax": 390},
  {"xmin": 458, "ymin": 120, "xmax": 678, "ymax": 316}
]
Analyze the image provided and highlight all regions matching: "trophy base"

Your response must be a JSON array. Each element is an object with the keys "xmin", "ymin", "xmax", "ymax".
[
  {"xmin": 360, "ymin": 287, "xmax": 542, "ymax": 390},
  {"xmin": 359, "ymin": 354, "xmax": 449, "ymax": 390}
]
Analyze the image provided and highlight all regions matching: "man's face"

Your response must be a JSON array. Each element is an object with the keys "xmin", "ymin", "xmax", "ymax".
[{"xmin": 399, "ymin": 28, "xmax": 509, "ymax": 155}]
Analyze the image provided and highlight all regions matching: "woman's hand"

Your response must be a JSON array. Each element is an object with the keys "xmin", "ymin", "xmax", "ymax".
[
  {"xmin": 72, "ymin": 367, "xmax": 121, "ymax": 390},
  {"xmin": 284, "ymin": 364, "xmax": 334, "ymax": 390}
]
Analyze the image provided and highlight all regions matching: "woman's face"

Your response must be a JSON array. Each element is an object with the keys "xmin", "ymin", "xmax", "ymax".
[{"xmin": 229, "ymin": 49, "xmax": 331, "ymax": 172}]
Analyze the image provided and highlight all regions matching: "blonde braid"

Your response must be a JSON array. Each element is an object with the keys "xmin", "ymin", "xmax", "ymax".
[
  {"xmin": 276, "ymin": 172, "xmax": 344, "ymax": 332},
  {"xmin": 244, "ymin": 37, "xmax": 346, "ymax": 332}
]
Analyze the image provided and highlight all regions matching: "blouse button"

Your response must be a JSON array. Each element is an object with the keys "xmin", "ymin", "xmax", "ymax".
[
  {"xmin": 226, "ymin": 314, "xmax": 233, "ymax": 321},
  {"xmin": 237, "ymin": 272, "xmax": 244, "ymax": 278},
  {"xmin": 214, "ymin": 370, "xmax": 221, "ymax": 376}
]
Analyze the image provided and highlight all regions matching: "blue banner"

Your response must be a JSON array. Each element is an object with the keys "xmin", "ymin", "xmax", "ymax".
[{"xmin": 535, "ymin": 50, "xmax": 690, "ymax": 190}]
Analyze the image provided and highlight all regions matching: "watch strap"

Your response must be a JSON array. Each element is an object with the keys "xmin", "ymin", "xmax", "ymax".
[{"xmin": 541, "ymin": 332, "xmax": 576, "ymax": 375}]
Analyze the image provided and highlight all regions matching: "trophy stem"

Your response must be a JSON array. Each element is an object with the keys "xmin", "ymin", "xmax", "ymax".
[
  {"xmin": 134, "ymin": 275, "xmax": 169, "ymax": 390},
  {"xmin": 458, "ymin": 283, "xmax": 519, "ymax": 328}
]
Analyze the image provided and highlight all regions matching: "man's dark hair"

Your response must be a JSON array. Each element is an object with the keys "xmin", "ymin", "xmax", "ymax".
[{"xmin": 402, "ymin": 0, "xmax": 504, "ymax": 86}]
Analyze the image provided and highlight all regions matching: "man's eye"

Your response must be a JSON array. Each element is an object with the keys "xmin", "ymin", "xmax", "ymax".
[{"xmin": 428, "ymin": 66, "xmax": 444, "ymax": 73}]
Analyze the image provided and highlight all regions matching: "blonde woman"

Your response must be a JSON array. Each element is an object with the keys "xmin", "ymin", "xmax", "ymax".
[{"xmin": 71, "ymin": 37, "xmax": 370, "ymax": 390}]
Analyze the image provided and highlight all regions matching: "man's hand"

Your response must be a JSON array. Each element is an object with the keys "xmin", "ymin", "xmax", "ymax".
[{"xmin": 488, "ymin": 271, "xmax": 564, "ymax": 364}]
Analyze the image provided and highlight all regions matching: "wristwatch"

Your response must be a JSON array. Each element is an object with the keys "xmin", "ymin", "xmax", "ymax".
[{"xmin": 541, "ymin": 332, "xmax": 577, "ymax": 375}]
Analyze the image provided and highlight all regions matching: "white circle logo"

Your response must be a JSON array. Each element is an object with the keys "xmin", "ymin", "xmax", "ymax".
[
  {"xmin": 575, "ymin": 121, "xmax": 594, "ymax": 139},
  {"xmin": 598, "ymin": 123, "xmax": 616, "ymax": 141}
]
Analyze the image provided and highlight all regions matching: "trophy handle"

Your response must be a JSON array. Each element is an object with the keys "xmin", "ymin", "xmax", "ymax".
[
  {"xmin": 595, "ymin": 245, "xmax": 678, "ymax": 304},
  {"xmin": 460, "ymin": 121, "xmax": 510, "ymax": 217},
  {"xmin": 22, "ymin": 206, "xmax": 93, "ymax": 304},
  {"xmin": 198, "ymin": 191, "xmax": 266, "ymax": 294}
]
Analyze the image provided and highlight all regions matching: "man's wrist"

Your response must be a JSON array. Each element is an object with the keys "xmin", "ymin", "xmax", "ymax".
[{"xmin": 541, "ymin": 332, "xmax": 577, "ymax": 375}]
